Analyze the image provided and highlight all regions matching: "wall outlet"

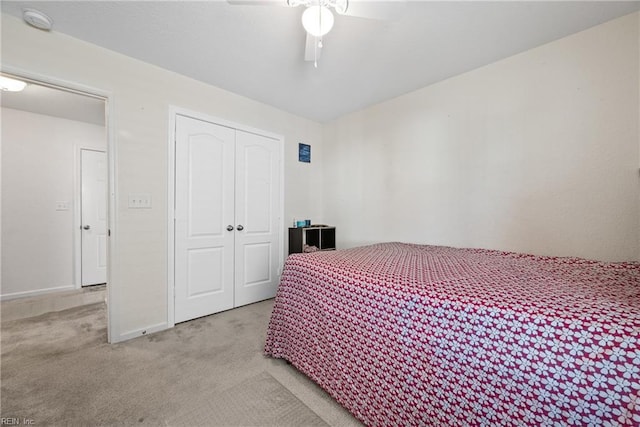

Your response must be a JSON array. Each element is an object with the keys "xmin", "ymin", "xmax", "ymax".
[{"xmin": 128, "ymin": 193, "xmax": 152, "ymax": 209}]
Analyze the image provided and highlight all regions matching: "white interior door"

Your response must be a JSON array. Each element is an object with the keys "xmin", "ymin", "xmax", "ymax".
[
  {"xmin": 81, "ymin": 149, "xmax": 107, "ymax": 286},
  {"xmin": 234, "ymin": 131, "xmax": 281, "ymax": 307},
  {"xmin": 174, "ymin": 115, "xmax": 235, "ymax": 323}
]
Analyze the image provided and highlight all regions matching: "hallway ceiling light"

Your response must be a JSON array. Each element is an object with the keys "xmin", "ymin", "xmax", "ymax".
[{"xmin": 0, "ymin": 76, "xmax": 27, "ymax": 92}]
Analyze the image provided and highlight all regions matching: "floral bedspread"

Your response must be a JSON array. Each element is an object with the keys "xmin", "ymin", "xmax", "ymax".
[{"xmin": 264, "ymin": 242, "xmax": 640, "ymax": 426}]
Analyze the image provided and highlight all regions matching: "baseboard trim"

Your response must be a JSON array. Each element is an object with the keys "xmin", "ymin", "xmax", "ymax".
[
  {"xmin": 115, "ymin": 322, "xmax": 169, "ymax": 343},
  {"xmin": 0, "ymin": 285, "xmax": 76, "ymax": 301}
]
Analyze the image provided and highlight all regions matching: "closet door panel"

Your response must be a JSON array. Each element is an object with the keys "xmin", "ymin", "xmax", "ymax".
[
  {"xmin": 234, "ymin": 130, "xmax": 281, "ymax": 307},
  {"xmin": 174, "ymin": 115, "xmax": 235, "ymax": 323}
]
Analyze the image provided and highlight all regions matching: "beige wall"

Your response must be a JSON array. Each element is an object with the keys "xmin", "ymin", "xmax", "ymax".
[
  {"xmin": 1, "ymin": 108, "xmax": 106, "ymax": 299},
  {"xmin": 323, "ymin": 13, "xmax": 640, "ymax": 262},
  {"xmin": 1, "ymin": 14, "xmax": 324, "ymax": 341}
]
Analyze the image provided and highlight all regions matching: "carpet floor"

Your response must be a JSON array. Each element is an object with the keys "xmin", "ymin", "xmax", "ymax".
[{"xmin": 1, "ymin": 299, "xmax": 361, "ymax": 426}]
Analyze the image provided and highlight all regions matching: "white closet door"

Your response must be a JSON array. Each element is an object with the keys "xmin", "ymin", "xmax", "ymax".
[
  {"xmin": 174, "ymin": 115, "xmax": 235, "ymax": 323},
  {"xmin": 234, "ymin": 130, "xmax": 281, "ymax": 307}
]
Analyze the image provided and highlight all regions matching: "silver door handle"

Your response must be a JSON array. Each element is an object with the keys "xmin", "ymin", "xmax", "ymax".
[
  {"xmin": 226, "ymin": 225, "xmax": 234, "ymax": 231},
  {"xmin": 236, "ymin": 225, "xmax": 244, "ymax": 231},
  {"xmin": 83, "ymin": 225, "xmax": 91, "ymax": 230}
]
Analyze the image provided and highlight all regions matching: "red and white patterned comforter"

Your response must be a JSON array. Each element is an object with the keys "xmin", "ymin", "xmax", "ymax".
[{"xmin": 264, "ymin": 242, "xmax": 640, "ymax": 426}]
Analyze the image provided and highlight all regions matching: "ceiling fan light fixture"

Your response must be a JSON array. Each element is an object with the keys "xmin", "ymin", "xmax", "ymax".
[
  {"xmin": 302, "ymin": 5, "xmax": 334, "ymax": 37},
  {"xmin": 0, "ymin": 76, "xmax": 27, "ymax": 92}
]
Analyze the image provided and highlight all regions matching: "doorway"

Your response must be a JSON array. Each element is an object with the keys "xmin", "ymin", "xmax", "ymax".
[{"xmin": 0, "ymin": 71, "xmax": 112, "ymax": 340}]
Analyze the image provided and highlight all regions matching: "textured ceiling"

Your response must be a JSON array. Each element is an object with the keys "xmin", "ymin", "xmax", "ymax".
[{"xmin": 2, "ymin": 1, "xmax": 639, "ymax": 122}]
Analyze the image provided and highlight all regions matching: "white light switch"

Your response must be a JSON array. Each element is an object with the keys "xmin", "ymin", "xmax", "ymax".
[
  {"xmin": 128, "ymin": 193, "xmax": 152, "ymax": 209},
  {"xmin": 55, "ymin": 201, "xmax": 70, "ymax": 211}
]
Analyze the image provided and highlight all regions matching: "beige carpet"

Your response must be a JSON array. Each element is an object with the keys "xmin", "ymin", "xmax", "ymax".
[
  {"xmin": 0, "ymin": 299, "xmax": 360, "ymax": 426},
  {"xmin": 168, "ymin": 372, "xmax": 327, "ymax": 426}
]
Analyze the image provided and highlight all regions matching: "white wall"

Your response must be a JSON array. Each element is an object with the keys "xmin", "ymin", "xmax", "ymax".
[
  {"xmin": 323, "ymin": 13, "xmax": 640, "ymax": 262},
  {"xmin": 1, "ymin": 13, "xmax": 324, "ymax": 341},
  {"xmin": 1, "ymin": 108, "xmax": 106, "ymax": 299}
]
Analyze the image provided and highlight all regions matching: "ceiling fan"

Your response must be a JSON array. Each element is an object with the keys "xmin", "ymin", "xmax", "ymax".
[{"xmin": 227, "ymin": 0, "xmax": 404, "ymax": 67}]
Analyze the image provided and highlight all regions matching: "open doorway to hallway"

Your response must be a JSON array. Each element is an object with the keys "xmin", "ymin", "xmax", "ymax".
[{"xmin": 1, "ymin": 73, "xmax": 109, "ymax": 334}]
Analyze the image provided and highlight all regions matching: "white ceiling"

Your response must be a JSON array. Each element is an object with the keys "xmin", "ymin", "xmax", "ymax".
[{"xmin": 2, "ymin": 1, "xmax": 640, "ymax": 123}]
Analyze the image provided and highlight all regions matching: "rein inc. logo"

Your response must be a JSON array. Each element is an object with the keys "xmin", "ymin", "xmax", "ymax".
[{"xmin": 1, "ymin": 418, "xmax": 35, "ymax": 425}]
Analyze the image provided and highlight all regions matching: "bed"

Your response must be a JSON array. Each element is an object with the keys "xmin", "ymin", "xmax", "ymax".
[{"xmin": 264, "ymin": 242, "xmax": 640, "ymax": 426}]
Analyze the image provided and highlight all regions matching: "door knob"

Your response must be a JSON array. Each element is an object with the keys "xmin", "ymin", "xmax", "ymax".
[
  {"xmin": 83, "ymin": 225, "xmax": 91, "ymax": 230},
  {"xmin": 236, "ymin": 225, "xmax": 244, "ymax": 231},
  {"xmin": 226, "ymin": 225, "xmax": 234, "ymax": 231}
]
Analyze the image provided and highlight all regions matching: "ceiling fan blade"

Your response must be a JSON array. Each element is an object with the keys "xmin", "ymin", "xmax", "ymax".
[
  {"xmin": 304, "ymin": 32, "xmax": 322, "ymax": 62},
  {"xmin": 226, "ymin": 0, "xmax": 284, "ymax": 5},
  {"xmin": 338, "ymin": 0, "xmax": 406, "ymax": 20}
]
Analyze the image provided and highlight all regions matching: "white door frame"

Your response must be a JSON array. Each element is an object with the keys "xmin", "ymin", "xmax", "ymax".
[
  {"xmin": 74, "ymin": 147, "xmax": 107, "ymax": 289},
  {"xmin": 167, "ymin": 106, "xmax": 285, "ymax": 328},
  {"xmin": 2, "ymin": 66, "xmax": 117, "ymax": 343}
]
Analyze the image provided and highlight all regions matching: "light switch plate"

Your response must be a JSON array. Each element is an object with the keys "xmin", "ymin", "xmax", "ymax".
[
  {"xmin": 55, "ymin": 201, "xmax": 70, "ymax": 211},
  {"xmin": 128, "ymin": 193, "xmax": 152, "ymax": 209}
]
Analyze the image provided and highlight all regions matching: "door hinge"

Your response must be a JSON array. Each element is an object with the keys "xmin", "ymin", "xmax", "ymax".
[{"xmin": 108, "ymin": 229, "xmax": 111, "ymax": 237}]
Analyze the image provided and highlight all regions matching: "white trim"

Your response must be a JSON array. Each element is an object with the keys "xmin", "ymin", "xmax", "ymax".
[
  {"xmin": 167, "ymin": 108, "xmax": 177, "ymax": 329},
  {"xmin": 74, "ymin": 147, "xmax": 82, "ymax": 289},
  {"xmin": 171, "ymin": 107, "xmax": 283, "ymax": 142},
  {"xmin": 1, "ymin": 285, "xmax": 76, "ymax": 301},
  {"xmin": 105, "ymin": 95, "xmax": 118, "ymax": 344},
  {"xmin": 167, "ymin": 106, "xmax": 285, "ymax": 328},
  {"xmin": 118, "ymin": 322, "xmax": 168, "ymax": 342},
  {"xmin": 1, "ymin": 65, "xmax": 117, "ymax": 344},
  {"xmin": 279, "ymin": 136, "xmax": 285, "ymax": 278}
]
